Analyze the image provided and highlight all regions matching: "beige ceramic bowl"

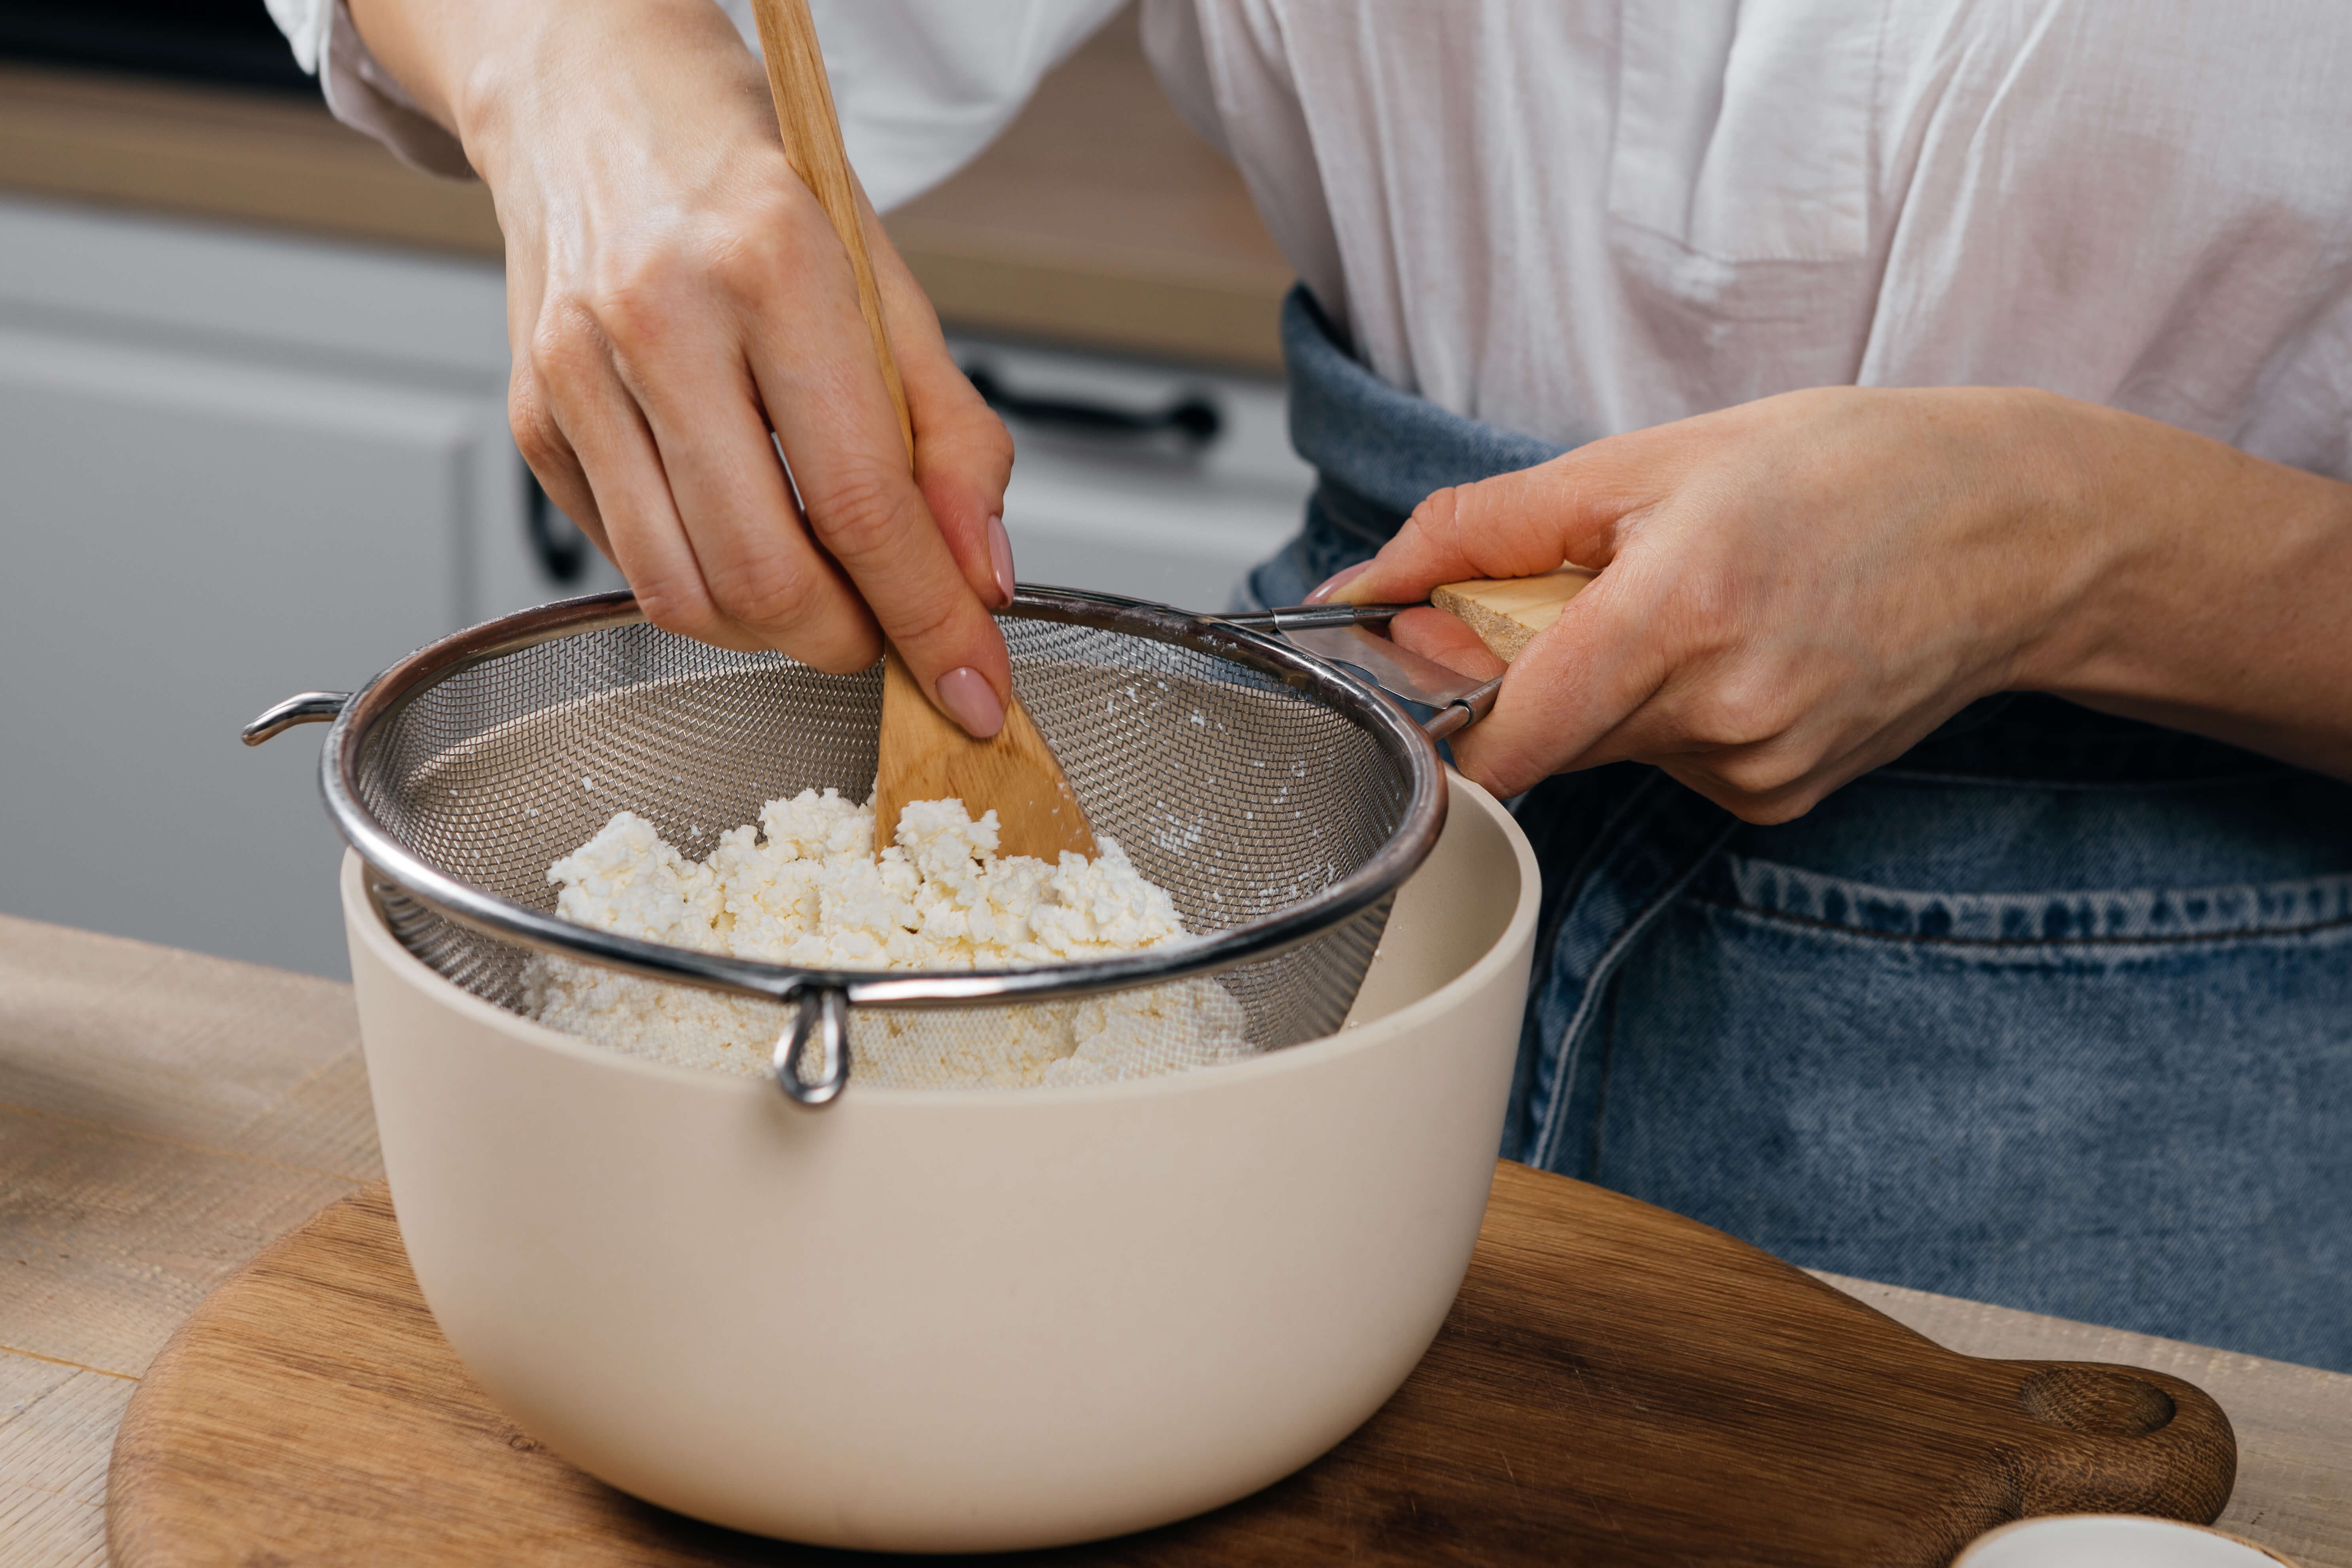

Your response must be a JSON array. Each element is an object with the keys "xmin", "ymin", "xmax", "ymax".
[{"xmin": 342, "ymin": 773, "xmax": 1539, "ymax": 1553}]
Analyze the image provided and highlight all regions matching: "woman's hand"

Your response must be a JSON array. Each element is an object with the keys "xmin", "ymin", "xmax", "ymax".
[
  {"xmin": 1327, "ymin": 386, "xmax": 2352, "ymax": 816},
  {"xmin": 349, "ymin": 0, "xmax": 1019, "ymax": 735}
]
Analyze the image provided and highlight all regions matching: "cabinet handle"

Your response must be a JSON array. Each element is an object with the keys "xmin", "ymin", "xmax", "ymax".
[
  {"xmin": 525, "ymin": 471, "xmax": 591, "ymax": 584},
  {"xmin": 960, "ymin": 364, "xmax": 1222, "ymax": 451}
]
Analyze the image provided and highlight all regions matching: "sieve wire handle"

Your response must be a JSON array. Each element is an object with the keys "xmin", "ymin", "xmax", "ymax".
[
  {"xmin": 774, "ymin": 987, "xmax": 852, "ymax": 1107},
  {"xmin": 1224, "ymin": 608, "xmax": 1504, "ymax": 740},
  {"xmin": 1421, "ymin": 679, "xmax": 1505, "ymax": 740}
]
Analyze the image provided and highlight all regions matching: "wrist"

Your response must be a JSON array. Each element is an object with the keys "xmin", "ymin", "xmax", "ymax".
[
  {"xmin": 437, "ymin": 1, "xmax": 599, "ymax": 187},
  {"xmin": 1990, "ymin": 389, "xmax": 2168, "ymax": 698},
  {"xmin": 364, "ymin": 0, "xmax": 766, "ymax": 190},
  {"xmin": 1993, "ymin": 394, "xmax": 2352, "ymax": 770},
  {"xmin": 1996, "ymin": 392, "xmax": 2350, "ymax": 724}
]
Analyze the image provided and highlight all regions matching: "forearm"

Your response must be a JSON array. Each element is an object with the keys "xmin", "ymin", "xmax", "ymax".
[
  {"xmin": 343, "ymin": 0, "xmax": 764, "ymax": 170},
  {"xmin": 2015, "ymin": 394, "xmax": 2352, "ymax": 779}
]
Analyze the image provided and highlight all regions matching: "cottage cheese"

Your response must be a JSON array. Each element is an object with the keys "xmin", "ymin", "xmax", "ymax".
[{"xmin": 526, "ymin": 790, "xmax": 1255, "ymax": 1088}]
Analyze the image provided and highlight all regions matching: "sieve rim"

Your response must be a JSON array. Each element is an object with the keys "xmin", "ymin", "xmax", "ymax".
[{"xmin": 319, "ymin": 587, "xmax": 1448, "ymax": 1011}]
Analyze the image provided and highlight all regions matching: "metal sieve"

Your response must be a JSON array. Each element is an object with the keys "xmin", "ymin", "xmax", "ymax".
[{"xmin": 245, "ymin": 586, "xmax": 1501, "ymax": 1105}]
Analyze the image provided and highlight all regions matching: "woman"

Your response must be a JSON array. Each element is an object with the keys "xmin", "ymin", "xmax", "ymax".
[{"xmin": 269, "ymin": 0, "xmax": 2352, "ymax": 1368}]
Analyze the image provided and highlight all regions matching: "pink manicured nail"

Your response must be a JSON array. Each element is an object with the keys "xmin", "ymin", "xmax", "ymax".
[
  {"xmin": 1305, "ymin": 561, "xmax": 1372, "ymax": 604},
  {"xmin": 986, "ymin": 513, "xmax": 1016, "ymax": 608},
  {"xmin": 934, "ymin": 666, "xmax": 1006, "ymax": 739}
]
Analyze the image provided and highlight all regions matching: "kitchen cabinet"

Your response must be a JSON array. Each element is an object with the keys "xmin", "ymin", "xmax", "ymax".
[
  {"xmin": 0, "ymin": 195, "xmax": 620, "ymax": 979},
  {"xmin": 0, "ymin": 195, "xmax": 1311, "ymax": 979},
  {"xmin": 0, "ymin": 13, "xmax": 1310, "ymax": 979}
]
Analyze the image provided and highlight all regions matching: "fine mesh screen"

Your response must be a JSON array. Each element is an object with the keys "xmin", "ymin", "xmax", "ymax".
[{"xmin": 356, "ymin": 612, "xmax": 1416, "ymax": 1085}]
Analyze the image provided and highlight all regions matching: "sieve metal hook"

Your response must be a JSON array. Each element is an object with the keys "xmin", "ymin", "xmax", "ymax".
[
  {"xmin": 241, "ymin": 691, "xmax": 352, "ymax": 746},
  {"xmin": 774, "ymin": 987, "xmax": 852, "ymax": 1107}
]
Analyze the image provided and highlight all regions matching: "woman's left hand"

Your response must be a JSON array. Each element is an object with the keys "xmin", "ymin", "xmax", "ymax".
[{"xmin": 1325, "ymin": 385, "xmax": 2352, "ymax": 817}]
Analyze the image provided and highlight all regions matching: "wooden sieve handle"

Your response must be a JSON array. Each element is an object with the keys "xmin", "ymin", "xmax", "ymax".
[{"xmin": 1431, "ymin": 567, "xmax": 1598, "ymax": 662}]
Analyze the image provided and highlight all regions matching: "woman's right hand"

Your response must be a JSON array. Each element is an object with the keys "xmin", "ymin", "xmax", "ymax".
[{"xmin": 348, "ymin": 0, "xmax": 1021, "ymax": 737}]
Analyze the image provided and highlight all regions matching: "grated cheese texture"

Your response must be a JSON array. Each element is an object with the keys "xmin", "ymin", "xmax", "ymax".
[{"xmin": 526, "ymin": 790, "xmax": 1256, "ymax": 1089}]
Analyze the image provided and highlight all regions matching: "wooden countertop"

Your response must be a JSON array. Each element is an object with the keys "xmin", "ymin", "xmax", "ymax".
[
  {"xmin": 0, "ymin": 9, "xmax": 1292, "ymax": 370},
  {"xmin": 1, "ymin": 911, "xmax": 2347, "ymax": 1567}
]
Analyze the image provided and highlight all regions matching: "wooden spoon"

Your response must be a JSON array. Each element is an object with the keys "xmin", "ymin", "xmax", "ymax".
[{"xmin": 748, "ymin": 0, "xmax": 1097, "ymax": 861}]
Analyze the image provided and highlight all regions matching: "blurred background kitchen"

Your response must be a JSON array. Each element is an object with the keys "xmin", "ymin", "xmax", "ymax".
[{"xmin": 0, "ymin": 0, "xmax": 1309, "ymax": 979}]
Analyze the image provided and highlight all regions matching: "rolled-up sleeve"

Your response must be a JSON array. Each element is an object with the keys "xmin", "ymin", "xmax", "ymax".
[
  {"xmin": 264, "ymin": 0, "xmax": 475, "ymax": 177},
  {"xmin": 262, "ymin": 0, "xmax": 1126, "ymax": 207},
  {"xmin": 808, "ymin": 0, "xmax": 1130, "ymax": 208}
]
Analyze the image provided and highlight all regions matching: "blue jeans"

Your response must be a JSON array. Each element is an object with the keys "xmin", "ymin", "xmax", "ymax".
[{"xmin": 1257, "ymin": 288, "xmax": 2352, "ymax": 1371}]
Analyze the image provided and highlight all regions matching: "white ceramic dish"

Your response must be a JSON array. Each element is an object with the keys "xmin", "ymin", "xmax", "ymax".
[
  {"xmin": 1956, "ymin": 1515, "xmax": 2303, "ymax": 1567},
  {"xmin": 343, "ymin": 773, "xmax": 1540, "ymax": 1552}
]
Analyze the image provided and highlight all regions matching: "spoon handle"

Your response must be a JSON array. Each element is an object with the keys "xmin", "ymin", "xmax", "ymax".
[{"xmin": 747, "ymin": 0, "xmax": 914, "ymax": 460}]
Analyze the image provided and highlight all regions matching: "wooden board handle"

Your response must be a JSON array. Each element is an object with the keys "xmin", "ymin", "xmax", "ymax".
[
  {"xmin": 747, "ymin": 0, "xmax": 912, "ymax": 460},
  {"xmin": 1995, "ymin": 1360, "xmax": 2238, "ymax": 1521}
]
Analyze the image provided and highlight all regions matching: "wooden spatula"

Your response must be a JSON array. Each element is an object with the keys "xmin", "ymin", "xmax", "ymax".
[{"xmin": 749, "ymin": 0, "xmax": 1097, "ymax": 862}]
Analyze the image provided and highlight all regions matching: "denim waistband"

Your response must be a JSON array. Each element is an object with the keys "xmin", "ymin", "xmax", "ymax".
[
  {"xmin": 1714, "ymin": 856, "xmax": 2352, "ymax": 945},
  {"xmin": 1277, "ymin": 284, "xmax": 2283, "ymax": 788},
  {"xmin": 1283, "ymin": 287, "xmax": 1571, "ymax": 545}
]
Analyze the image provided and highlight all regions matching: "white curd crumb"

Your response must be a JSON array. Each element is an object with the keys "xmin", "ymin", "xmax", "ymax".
[{"xmin": 526, "ymin": 790, "xmax": 1255, "ymax": 1089}]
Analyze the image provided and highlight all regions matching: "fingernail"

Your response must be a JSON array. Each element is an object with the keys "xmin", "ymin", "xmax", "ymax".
[
  {"xmin": 986, "ymin": 513, "xmax": 1016, "ymax": 609},
  {"xmin": 934, "ymin": 666, "xmax": 1005, "ymax": 739},
  {"xmin": 1305, "ymin": 561, "xmax": 1372, "ymax": 604}
]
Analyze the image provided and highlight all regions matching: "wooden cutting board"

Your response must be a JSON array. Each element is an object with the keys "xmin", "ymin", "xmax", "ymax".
[{"xmin": 106, "ymin": 1162, "xmax": 2234, "ymax": 1568}]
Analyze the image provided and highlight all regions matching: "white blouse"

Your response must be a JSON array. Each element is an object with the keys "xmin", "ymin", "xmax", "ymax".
[{"xmin": 271, "ymin": 0, "xmax": 2352, "ymax": 482}]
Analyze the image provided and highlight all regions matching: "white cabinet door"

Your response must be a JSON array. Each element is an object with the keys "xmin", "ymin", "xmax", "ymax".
[{"xmin": 0, "ymin": 199, "xmax": 613, "ymax": 978}]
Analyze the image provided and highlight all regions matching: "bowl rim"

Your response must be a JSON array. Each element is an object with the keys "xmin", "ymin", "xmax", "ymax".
[
  {"xmin": 1954, "ymin": 1514, "xmax": 2303, "ymax": 1567},
  {"xmin": 341, "ymin": 770, "xmax": 1542, "ymax": 1109}
]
